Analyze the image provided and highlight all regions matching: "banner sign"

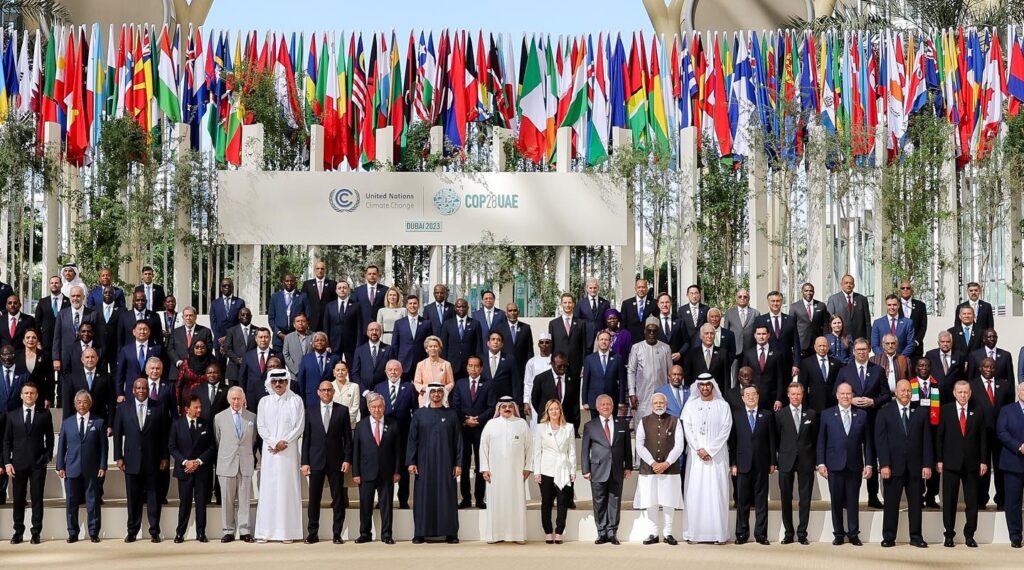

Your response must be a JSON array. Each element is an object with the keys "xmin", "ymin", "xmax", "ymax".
[{"xmin": 218, "ymin": 171, "xmax": 627, "ymax": 246}]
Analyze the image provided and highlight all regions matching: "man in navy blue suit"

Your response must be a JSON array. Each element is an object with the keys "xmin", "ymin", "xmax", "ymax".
[
  {"xmin": 117, "ymin": 291, "xmax": 164, "ymax": 352},
  {"xmin": 238, "ymin": 329, "xmax": 277, "ymax": 413},
  {"xmin": 729, "ymin": 384, "xmax": 776, "ymax": 545},
  {"xmin": 267, "ymin": 273, "xmax": 306, "ymax": 352},
  {"xmin": 352, "ymin": 392, "xmax": 402, "ymax": 544},
  {"xmin": 168, "ymin": 395, "xmax": 215, "ymax": 543},
  {"xmin": 438, "ymin": 299, "xmax": 480, "ymax": 379},
  {"xmin": 751, "ymin": 291, "xmax": 801, "ymax": 376},
  {"xmin": 350, "ymin": 322, "xmax": 392, "ymax": 411},
  {"xmin": 619, "ymin": 278, "xmax": 654, "ymax": 346},
  {"xmin": 575, "ymin": 278, "xmax": 610, "ymax": 354},
  {"xmin": 581, "ymin": 330, "xmax": 624, "ymax": 413},
  {"xmin": 870, "ymin": 295, "xmax": 916, "ymax": 357},
  {"xmin": 0, "ymin": 345, "xmax": 28, "ymax": 412},
  {"xmin": 209, "ymin": 278, "xmax": 246, "ymax": 350},
  {"xmin": 114, "ymin": 378, "xmax": 169, "ymax": 542},
  {"xmin": 450, "ymin": 355, "xmax": 493, "ymax": 508},
  {"xmin": 835, "ymin": 338, "xmax": 891, "ymax": 508},
  {"xmin": 352, "ymin": 265, "xmax": 388, "ymax": 343},
  {"xmin": 297, "ymin": 332, "xmax": 339, "ymax": 407},
  {"xmin": 472, "ymin": 290, "xmax": 506, "ymax": 355},
  {"xmin": 114, "ymin": 320, "xmax": 163, "ymax": 402},
  {"xmin": 85, "ymin": 268, "xmax": 126, "ymax": 309},
  {"xmin": 817, "ymin": 382, "xmax": 874, "ymax": 546},
  {"xmin": 480, "ymin": 332, "xmax": 520, "ymax": 408},
  {"xmin": 996, "ymin": 383, "xmax": 1024, "ymax": 548},
  {"xmin": 56, "ymin": 390, "xmax": 108, "ymax": 542},
  {"xmin": 373, "ymin": 360, "xmax": 417, "ymax": 509},
  {"xmin": 391, "ymin": 296, "xmax": 432, "ymax": 382},
  {"xmin": 954, "ymin": 281, "xmax": 995, "ymax": 334},
  {"xmin": 422, "ymin": 284, "xmax": 455, "ymax": 330},
  {"xmin": 324, "ymin": 281, "xmax": 359, "ymax": 365}
]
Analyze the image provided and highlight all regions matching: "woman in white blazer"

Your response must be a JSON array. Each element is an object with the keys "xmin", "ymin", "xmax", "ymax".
[{"xmin": 532, "ymin": 399, "xmax": 577, "ymax": 544}]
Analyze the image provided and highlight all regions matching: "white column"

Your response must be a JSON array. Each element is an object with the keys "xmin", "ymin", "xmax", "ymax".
[
  {"xmin": 807, "ymin": 125, "xmax": 828, "ymax": 290},
  {"xmin": 554, "ymin": 127, "xmax": 572, "ymax": 293},
  {"xmin": 677, "ymin": 126, "xmax": 699, "ymax": 290},
  {"xmin": 237, "ymin": 124, "xmax": 264, "ymax": 310},
  {"xmin": 492, "ymin": 127, "xmax": 515, "ymax": 305},
  {"xmin": 427, "ymin": 126, "xmax": 445, "ymax": 287},
  {"xmin": 377, "ymin": 127, "xmax": 395, "ymax": 283},
  {"xmin": 871, "ymin": 123, "xmax": 891, "ymax": 314},
  {"xmin": 747, "ymin": 148, "xmax": 770, "ymax": 306},
  {"xmin": 613, "ymin": 127, "xmax": 635, "ymax": 304},
  {"xmin": 42, "ymin": 122, "xmax": 61, "ymax": 274},
  {"xmin": 172, "ymin": 123, "xmax": 193, "ymax": 304},
  {"xmin": 308, "ymin": 124, "xmax": 325, "ymax": 172},
  {"xmin": 938, "ymin": 132, "xmax": 959, "ymax": 317},
  {"xmin": 1002, "ymin": 125, "xmax": 1022, "ymax": 316}
]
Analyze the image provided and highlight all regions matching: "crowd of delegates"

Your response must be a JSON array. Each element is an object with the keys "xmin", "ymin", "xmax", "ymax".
[{"xmin": 5, "ymin": 263, "xmax": 1024, "ymax": 549}]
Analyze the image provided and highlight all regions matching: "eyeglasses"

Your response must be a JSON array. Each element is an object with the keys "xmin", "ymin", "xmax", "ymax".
[{"xmin": 270, "ymin": 379, "xmax": 287, "ymax": 384}]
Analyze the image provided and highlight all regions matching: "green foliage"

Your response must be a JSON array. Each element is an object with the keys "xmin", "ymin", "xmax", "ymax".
[
  {"xmin": 694, "ymin": 139, "xmax": 750, "ymax": 308},
  {"xmin": 0, "ymin": 112, "xmax": 49, "ymax": 291},
  {"xmin": 234, "ymin": 62, "xmax": 308, "ymax": 171}
]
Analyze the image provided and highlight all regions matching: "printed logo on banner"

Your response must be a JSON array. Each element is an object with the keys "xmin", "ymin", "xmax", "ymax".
[
  {"xmin": 432, "ymin": 188, "xmax": 461, "ymax": 216},
  {"xmin": 329, "ymin": 188, "xmax": 360, "ymax": 212}
]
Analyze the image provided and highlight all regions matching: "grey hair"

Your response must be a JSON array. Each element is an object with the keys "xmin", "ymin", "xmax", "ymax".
[
  {"xmin": 365, "ymin": 392, "xmax": 385, "ymax": 406},
  {"xmin": 74, "ymin": 389, "xmax": 92, "ymax": 404},
  {"xmin": 227, "ymin": 386, "xmax": 245, "ymax": 399},
  {"xmin": 312, "ymin": 331, "xmax": 329, "ymax": 343}
]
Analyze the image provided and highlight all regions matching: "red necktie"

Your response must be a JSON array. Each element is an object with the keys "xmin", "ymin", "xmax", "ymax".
[
  {"xmin": 847, "ymin": 295, "xmax": 853, "ymax": 313},
  {"xmin": 564, "ymin": 318, "xmax": 571, "ymax": 335},
  {"xmin": 959, "ymin": 407, "xmax": 967, "ymax": 436},
  {"xmin": 806, "ymin": 303, "xmax": 812, "ymax": 319},
  {"xmin": 8, "ymin": 318, "xmax": 15, "ymax": 339},
  {"xmin": 890, "ymin": 318, "xmax": 896, "ymax": 335},
  {"xmin": 758, "ymin": 348, "xmax": 766, "ymax": 372},
  {"xmin": 186, "ymin": 329, "xmax": 193, "ymax": 348},
  {"xmin": 374, "ymin": 420, "xmax": 381, "ymax": 446},
  {"xmin": 603, "ymin": 418, "xmax": 611, "ymax": 443},
  {"xmin": 556, "ymin": 376, "xmax": 563, "ymax": 400},
  {"xmin": 986, "ymin": 380, "xmax": 995, "ymax": 404},
  {"xmin": 470, "ymin": 380, "xmax": 477, "ymax": 401},
  {"xmin": 259, "ymin": 352, "xmax": 267, "ymax": 374}
]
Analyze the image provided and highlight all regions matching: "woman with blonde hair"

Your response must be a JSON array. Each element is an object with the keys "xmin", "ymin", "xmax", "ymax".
[
  {"xmin": 533, "ymin": 399, "xmax": 576, "ymax": 544},
  {"xmin": 375, "ymin": 287, "xmax": 406, "ymax": 344},
  {"xmin": 413, "ymin": 335, "xmax": 455, "ymax": 406}
]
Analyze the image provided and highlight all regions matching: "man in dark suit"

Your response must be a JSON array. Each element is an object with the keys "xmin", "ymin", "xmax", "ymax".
[
  {"xmin": 575, "ymin": 278, "xmax": 610, "ymax": 354},
  {"xmin": 752, "ymin": 291, "xmax": 802, "ymax": 375},
  {"xmin": 0, "ymin": 345, "xmax": 28, "ymax": 412},
  {"xmin": 677, "ymin": 285, "xmax": 709, "ymax": 348},
  {"xmin": 134, "ymin": 266, "xmax": 166, "ymax": 312},
  {"xmin": 619, "ymin": 278, "xmax": 654, "ymax": 345},
  {"xmin": 391, "ymin": 296, "xmax": 432, "ymax": 382},
  {"xmin": 825, "ymin": 274, "xmax": 871, "ymax": 343},
  {"xmin": 495, "ymin": 303, "xmax": 533, "ymax": 379},
  {"xmin": 0, "ymin": 295, "xmax": 37, "ymax": 351},
  {"xmin": 56, "ymin": 389, "xmax": 108, "ymax": 542},
  {"xmin": 707, "ymin": 309, "xmax": 736, "ymax": 369},
  {"xmin": 948, "ymin": 305, "xmax": 983, "ymax": 358},
  {"xmin": 166, "ymin": 307, "xmax": 214, "ymax": 372},
  {"xmin": 117, "ymin": 291, "xmax": 164, "ymax": 351},
  {"xmin": 195, "ymin": 363, "xmax": 229, "ymax": 424},
  {"xmin": 480, "ymin": 332, "xmax": 521, "ymax": 409},
  {"xmin": 301, "ymin": 380, "xmax": 353, "ymax": 544},
  {"xmin": 740, "ymin": 325, "xmax": 787, "ymax": 411},
  {"xmin": 374, "ymin": 360, "xmax": 418, "ymax": 509},
  {"xmin": 729, "ymin": 385, "xmax": 776, "ymax": 545},
  {"xmin": 936, "ymin": 380, "xmax": 989, "ymax": 547},
  {"xmin": 2, "ymin": 382, "xmax": 54, "ymax": 544},
  {"xmin": 297, "ymin": 333, "xmax": 340, "ymax": 407},
  {"xmin": 683, "ymin": 324, "xmax": 729, "ymax": 388},
  {"xmin": 221, "ymin": 307, "xmax": 256, "ymax": 383},
  {"xmin": 969, "ymin": 357, "xmax": 1014, "ymax": 510},
  {"xmin": 301, "ymin": 260, "xmax": 337, "ymax": 332},
  {"xmin": 168, "ymin": 395, "xmax": 215, "ymax": 543},
  {"xmin": 114, "ymin": 378, "xmax": 169, "ymax": 542},
  {"xmin": 267, "ymin": 273, "xmax": 306, "ymax": 352},
  {"xmin": 875, "ymin": 379, "xmax": 934, "ymax": 548},
  {"xmin": 51, "ymin": 285, "xmax": 96, "ymax": 378},
  {"xmin": 63, "ymin": 347, "xmax": 115, "ymax": 428},
  {"xmin": 654, "ymin": 294, "xmax": 687, "ymax": 361},
  {"xmin": 996, "ymin": 383, "xmax": 1024, "ymax": 548},
  {"xmin": 352, "ymin": 265, "xmax": 388, "ymax": 343},
  {"xmin": 209, "ymin": 278, "xmax": 246, "ymax": 349},
  {"xmin": 954, "ymin": 281, "xmax": 995, "ymax": 333},
  {"xmin": 966, "ymin": 329, "xmax": 1015, "ymax": 384},
  {"xmin": 238, "ymin": 329, "xmax": 277, "ymax": 413},
  {"xmin": 790, "ymin": 283, "xmax": 829, "ymax": 359},
  {"xmin": 324, "ymin": 281, "xmax": 359, "ymax": 365},
  {"xmin": 439, "ymin": 299, "xmax": 480, "ymax": 379},
  {"xmin": 114, "ymin": 321, "xmax": 163, "ymax": 401},
  {"xmin": 926, "ymin": 331, "xmax": 965, "ymax": 404},
  {"xmin": 898, "ymin": 280, "xmax": 928, "ymax": 361},
  {"xmin": 582, "ymin": 331, "xmax": 625, "ymax": 413},
  {"xmin": 350, "ymin": 322, "xmax": 392, "ymax": 406},
  {"xmin": 92, "ymin": 287, "xmax": 124, "ymax": 373},
  {"xmin": 533, "ymin": 352, "xmax": 580, "ymax": 430},
  {"xmin": 799, "ymin": 336, "xmax": 842, "ymax": 414},
  {"xmin": 85, "ymin": 268, "xmax": 126, "ymax": 309},
  {"xmin": 450, "ymin": 356, "xmax": 493, "ymax": 508},
  {"xmin": 33, "ymin": 275, "xmax": 69, "ymax": 361},
  {"xmin": 774, "ymin": 382, "xmax": 818, "ymax": 545},
  {"xmin": 817, "ymin": 382, "xmax": 874, "ymax": 546},
  {"xmin": 836, "ymin": 338, "xmax": 891, "ymax": 508},
  {"xmin": 581, "ymin": 394, "xmax": 632, "ymax": 544},
  {"xmin": 870, "ymin": 295, "xmax": 916, "ymax": 357},
  {"xmin": 422, "ymin": 284, "xmax": 455, "ymax": 330},
  {"xmin": 352, "ymin": 392, "xmax": 402, "ymax": 544},
  {"xmin": 910, "ymin": 357, "xmax": 944, "ymax": 508},
  {"xmin": 471, "ymin": 290, "xmax": 506, "ymax": 355}
]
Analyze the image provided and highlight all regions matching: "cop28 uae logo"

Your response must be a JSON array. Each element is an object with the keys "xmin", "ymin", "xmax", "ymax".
[
  {"xmin": 432, "ymin": 187, "xmax": 461, "ymax": 216},
  {"xmin": 329, "ymin": 188, "xmax": 360, "ymax": 212}
]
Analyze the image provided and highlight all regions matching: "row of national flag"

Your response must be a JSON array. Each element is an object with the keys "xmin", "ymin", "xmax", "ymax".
[{"xmin": 2, "ymin": 25, "xmax": 1024, "ymax": 169}]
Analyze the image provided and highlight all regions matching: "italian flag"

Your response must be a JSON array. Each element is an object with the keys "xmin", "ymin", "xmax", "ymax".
[
  {"xmin": 517, "ymin": 37, "xmax": 546, "ymax": 164},
  {"xmin": 157, "ymin": 25, "xmax": 181, "ymax": 123}
]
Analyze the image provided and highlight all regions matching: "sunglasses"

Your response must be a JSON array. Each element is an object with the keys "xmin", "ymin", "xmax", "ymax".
[{"xmin": 270, "ymin": 379, "xmax": 288, "ymax": 384}]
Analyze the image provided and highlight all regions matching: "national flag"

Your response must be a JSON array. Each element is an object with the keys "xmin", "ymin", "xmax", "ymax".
[
  {"xmin": 273, "ymin": 35, "xmax": 303, "ymax": 129},
  {"xmin": 679, "ymin": 33, "xmax": 698, "ymax": 129},
  {"xmin": 304, "ymin": 34, "xmax": 319, "ymax": 117},
  {"xmin": 647, "ymin": 35, "xmax": 669, "ymax": 154},
  {"xmin": 978, "ymin": 30, "xmax": 1006, "ymax": 159},
  {"xmin": 84, "ymin": 23, "xmax": 102, "ymax": 151},
  {"xmin": 586, "ymin": 32, "xmax": 610, "ymax": 165},
  {"xmin": 626, "ymin": 32, "xmax": 648, "ymax": 148},
  {"xmin": 730, "ymin": 30, "xmax": 755, "ymax": 159},
  {"xmin": 66, "ymin": 29, "xmax": 89, "ymax": 166},
  {"xmin": 517, "ymin": 36, "xmax": 547, "ymax": 163},
  {"xmin": 886, "ymin": 31, "xmax": 907, "ymax": 159},
  {"xmin": 1010, "ymin": 25, "xmax": 1024, "ymax": 116}
]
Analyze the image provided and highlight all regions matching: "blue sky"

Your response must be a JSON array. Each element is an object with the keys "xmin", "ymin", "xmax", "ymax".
[{"xmin": 205, "ymin": 0, "xmax": 652, "ymax": 35}]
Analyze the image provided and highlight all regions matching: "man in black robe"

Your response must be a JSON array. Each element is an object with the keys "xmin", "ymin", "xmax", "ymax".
[{"xmin": 407, "ymin": 383, "xmax": 463, "ymax": 544}]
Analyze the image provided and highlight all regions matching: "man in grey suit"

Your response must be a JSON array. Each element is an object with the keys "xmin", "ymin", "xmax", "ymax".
[
  {"xmin": 581, "ymin": 394, "xmax": 633, "ymax": 545},
  {"xmin": 51, "ymin": 286, "xmax": 97, "ymax": 376},
  {"xmin": 214, "ymin": 387, "xmax": 256, "ymax": 543},
  {"xmin": 222, "ymin": 308, "xmax": 257, "ymax": 383},
  {"xmin": 790, "ymin": 283, "xmax": 830, "ymax": 360},
  {"xmin": 724, "ymin": 289, "xmax": 760, "ymax": 384},
  {"xmin": 281, "ymin": 314, "xmax": 312, "ymax": 376},
  {"xmin": 825, "ymin": 274, "xmax": 872, "ymax": 343}
]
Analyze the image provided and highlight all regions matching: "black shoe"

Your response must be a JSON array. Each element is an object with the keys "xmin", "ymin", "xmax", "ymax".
[
  {"xmin": 965, "ymin": 538, "xmax": 978, "ymax": 548},
  {"xmin": 445, "ymin": 536, "xmax": 459, "ymax": 544},
  {"xmin": 594, "ymin": 537, "xmax": 607, "ymax": 545},
  {"xmin": 799, "ymin": 537, "xmax": 810, "ymax": 545},
  {"xmin": 476, "ymin": 501, "xmax": 486, "ymax": 509},
  {"xmin": 643, "ymin": 535, "xmax": 659, "ymax": 545},
  {"xmin": 832, "ymin": 537, "xmax": 844, "ymax": 546},
  {"xmin": 197, "ymin": 535, "xmax": 208, "ymax": 543},
  {"xmin": 458, "ymin": 500, "xmax": 472, "ymax": 509},
  {"xmin": 221, "ymin": 535, "xmax": 235, "ymax": 543},
  {"xmin": 174, "ymin": 536, "xmax": 184, "ymax": 544},
  {"xmin": 333, "ymin": 537, "xmax": 343, "ymax": 545},
  {"xmin": 66, "ymin": 536, "xmax": 78, "ymax": 544},
  {"xmin": 240, "ymin": 534, "xmax": 254, "ymax": 543},
  {"xmin": 849, "ymin": 537, "xmax": 863, "ymax": 546},
  {"xmin": 997, "ymin": 504, "xmax": 1005, "ymax": 512},
  {"xmin": 868, "ymin": 499, "xmax": 884, "ymax": 509},
  {"xmin": 412, "ymin": 536, "xmax": 425, "ymax": 544},
  {"xmin": 944, "ymin": 538, "xmax": 955, "ymax": 547},
  {"xmin": 304, "ymin": 535, "xmax": 319, "ymax": 544},
  {"xmin": 881, "ymin": 540, "xmax": 895, "ymax": 547},
  {"xmin": 781, "ymin": 536, "xmax": 794, "ymax": 545},
  {"xmin": 664, "ymin": 535, "xmax": 678, "ymax": 546},
  {"xmin": 30, "ymin": 535, "xmax": 40, "ymax": 545},
  {"xmin": 735, "ymin": 537, "xmax": 748, "ymax": 545},
  {"xmin": 399, "ymin": 502, "xmax": 410, "ymax": 510},
  {"xmin": 756, "ymin": 537, "xmax": 771, "ymax": 545},
  {"xmin": 1011, "ymin": 540, "xmax": 1022, "ymax": 548},
  {"xmin": 608, "ymin": 537, "xmax": 621, "ymax": 545},
  {"xmin": 355, "ymin": 536, "xmax": 372, "ymax": 544},
  {"xmin": 568, "ymin": 500, "xmax": 577, "ymax": 509},
  {"xmin": 151, "ymin": 535, "xmax": 162, "ymax": 544},
  {"xmin": 382, "ymin": 537, "xmax": 395, "ymax": 545},
  {"xmin": 10, "ymin": 535, "xmax": 23, "ymax": 545},
  {"xmin": 90, "ymin": 536, "xmax": 100, "ymax": 543},
  {"xmin": 124, "ymin": 536, "xmax": 136, "ymax": 543},
  {"xmin": 910, "ymin": 539, "xmax": 928, "ymax": 548},
  {"xmin": 924, "ymin": 499, "xmax": 941, "ymax": 509}
]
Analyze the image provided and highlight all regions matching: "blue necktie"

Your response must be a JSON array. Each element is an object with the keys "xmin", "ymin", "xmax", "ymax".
[
  {"xmin": 87, "ymin": 372, "xmax": 94, "ymax": 389},
  {"xmin": 820, "ymin": 358, "xmax": 827, "ymax": 380},
  {"xmin": 318, "ymin": 354, "xmax": 325, "ymax": 375},
  {"xmin": 510, "ymin": 325, "xmax": 517, "ymax": 344},
  {"xmin": 858, "ymin": 365, "xmax": 865, "ymax": 388},
  {"xmin": 459, "ymin": 320, "xmax": 465, "ymax": 340},
  {"xmin": 437, "ymin": 304, "xmax": 443, "ymax": 321},
  {"xmin": 234, "ymin": 412, "xmax": 242, "ymax": 438},
  {"xmin": 52, "ymin": 297, "xmax": 58, "ymax": 316},
  {"xmin": 748, "ymin": 410, "xmax": 756, "ymax": 431},
  {"xmin": 138, "ymin": 345, "xmax": 146, "ymax": 371}
]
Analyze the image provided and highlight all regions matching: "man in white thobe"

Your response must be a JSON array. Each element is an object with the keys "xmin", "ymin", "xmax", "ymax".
[
  {"xmin": 634, "ymin": 393, "xmax": 685, "ymax": 545},
  {"xmin": 479, "ymin": 396, "xmax": 533, "ymax": 544},
  {"xmin": 254, "ymin": 370, "xmax": 305, "ymax": 543},
  {"xmin": 628, "ymin": 317, "xmax": 672, "ymax": 419},
  {"xmin": 681, "ymin": 373, "xmax": 733, "ymax": 544}
]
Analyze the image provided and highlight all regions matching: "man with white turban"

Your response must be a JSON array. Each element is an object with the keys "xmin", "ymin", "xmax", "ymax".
[
  {"xmin": 627, "ymin": 316, "xmax": 672, "ymax": 419},
  {"xmin": 681, "ymin": 373, "xmax": 733, "ymax": 544},
  {"xmin": 253, "ymin": 369, "xmax": 305, "ymax": 543}
]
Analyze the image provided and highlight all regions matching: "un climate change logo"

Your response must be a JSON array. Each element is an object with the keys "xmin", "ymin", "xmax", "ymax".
[
  {"xmin": 432, "ymin": 188, "xmax": 461, "ymax": 216},
  {"xmin": 329, "ymin": 188, "xmax": 360, "ymax": 212}
]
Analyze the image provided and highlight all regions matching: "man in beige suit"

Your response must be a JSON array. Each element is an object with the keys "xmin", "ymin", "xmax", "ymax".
[{"xmin": 214, "ymin": 386, "xmax": 257, "ymax": 543}]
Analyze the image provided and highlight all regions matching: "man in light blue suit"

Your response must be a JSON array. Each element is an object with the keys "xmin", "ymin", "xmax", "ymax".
[
  {"xmin": 391, "ymin": 296, "xmax": 432, "ymax": 382},
  {"xmin": 870, "ymin": 295, "xmax": 916, "ymax": 357},
  {"xmin": 56, "ymin": 390, "xmax": 108, "ymax": 542},
  {"xmin": 267, "ymin": 273, "xmax": 306, "ymax": 352}
]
